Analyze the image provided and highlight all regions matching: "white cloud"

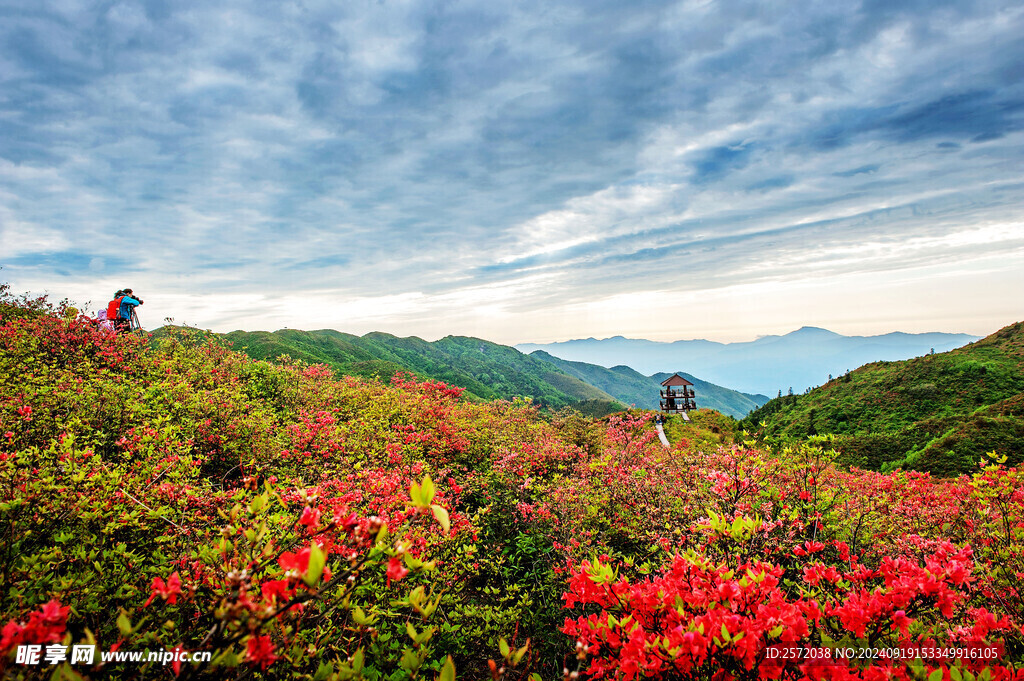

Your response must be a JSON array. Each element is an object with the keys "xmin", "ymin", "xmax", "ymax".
[{"xmin": 1, "ymin": 0, "xmax": 1022, "ymax": 343}]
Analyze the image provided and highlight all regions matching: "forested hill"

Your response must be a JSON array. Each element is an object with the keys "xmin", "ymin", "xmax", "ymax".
[
  {"xmin": 223, "ymin": 328, "xmax": 625, "ymax": 415},
  {"xmin": 741, "ymin": 320, "xmax": 1024, "ymax": 476},
  {"xmin": 221, "ymin": 328, "xmax": 769, "ymax": 419},
  {"xmin": 529, "ymin": 350, "xmax": 769, "ymax": 418}
]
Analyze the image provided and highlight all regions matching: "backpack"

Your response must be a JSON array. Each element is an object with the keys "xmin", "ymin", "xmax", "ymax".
[
  {"xmin": 95, "ymin": 309, "xmax": 114, "ymax": 332},
  {"xmin": 106, "ymin": 297, "xmax": 124, "ymax": 319}
]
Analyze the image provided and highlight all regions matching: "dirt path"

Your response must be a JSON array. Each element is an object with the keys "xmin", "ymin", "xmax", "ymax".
[{"xmin": 656, "ymin": 422, "xmax": 670, "ymax": 448}]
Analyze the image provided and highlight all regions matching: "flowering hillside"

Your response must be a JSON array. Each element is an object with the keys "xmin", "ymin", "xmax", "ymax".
[
  {"xmin": 1, "ymin": 292, "xmax": 1022, "ymax": 680},
  {"xmin": 742, "ymin": 321, "xmax": 1024, "ymax": 476}
]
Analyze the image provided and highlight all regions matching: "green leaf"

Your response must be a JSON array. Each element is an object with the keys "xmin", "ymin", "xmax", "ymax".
[
  {"xmin": 249, "ymin": 493, "xmax": 267, "ymax": 514},
  {"xmin": 352, "ymin": 606, "xmax": 376, "ymax": 626},
  {"xmin": 351, "ymin": 650, "xmax": 364, "ymax": 674},
  {"xmin": 303, "ymin": 542, "xmax": 326, "ymax": 587},
  {"xmin": 313, "ymin": 661, "xmax": 334, "ymax": 681},
  {"xmin": 421, "ymin": 475, "xmax": 436, "ymax": 505},
  {"xmin": 438, "ymin": 656, "xmax": 456, "ymax": 681},
  {"xmin": 400, "ymin": 648, "xmax": 421, "ymax": 672},
  {"xmin": 513, "ymin": 640, "xmax": 530, "ymax": 666},
  {"xmin": 431, "ymin": 504, "xmax": 450, "ymax": 533},
  {"xmin": 116, "ymin": 612, "xmax": 133, "ymax": 637},
  {"xmin": 929, "ymin": 670, "xmax": 944, "ymax": 681},
  {"xmin": 499, "ymin": 638, "xmax": 510, "ymax": 659}
]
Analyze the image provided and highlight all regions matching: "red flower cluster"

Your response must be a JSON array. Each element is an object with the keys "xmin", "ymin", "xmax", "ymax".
[
  {"xmin": 245, "ymin": 634, "xmax": 278, "ymax": 670},
  {"xmin": 386, "ymin": 557, "xmax": 409, "ymax": 586},
  {"xmin": 0, "ymin": 599, "xmax": 69, "ymax": 653},
  {"xmin": 563, "ymin": 556, "xmax": 806, "ymax": 678},
  {"xmin": 144, "ymin": 571, "xmax": 183, "ymax": 607},
  {"xmin": 562, "ymin": 539, "xmax": 1020, "ymax": 680}
]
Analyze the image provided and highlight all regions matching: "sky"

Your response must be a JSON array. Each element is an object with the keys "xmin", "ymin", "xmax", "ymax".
[{"xmin": 1, "ymin": 0, "xmax": 1022, "ymax": 344}]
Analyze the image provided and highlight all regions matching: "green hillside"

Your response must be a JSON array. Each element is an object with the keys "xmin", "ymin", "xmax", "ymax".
[
  {"xmin": 529, "ymin": 351, "xmax": 769, "ymax": 418},
  {"xmin": 741, "ymin": 320, "xmax": 1024, "ymax": 476},
  {"xmin": 222, "ymin": 328, "xmax": 625, "ymax": 415},
  {"xmin": 659, "ymin": 408, "xmax": 743, "ymax": 448},
  {"xmin": 529, "ymin": 351, "xmax": 654, "ymax": 406}
]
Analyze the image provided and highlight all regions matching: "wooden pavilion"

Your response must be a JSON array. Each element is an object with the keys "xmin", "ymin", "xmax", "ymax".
[{"xmin": 660, "ymin": 374, "xmax": 696, "ymax": 416}]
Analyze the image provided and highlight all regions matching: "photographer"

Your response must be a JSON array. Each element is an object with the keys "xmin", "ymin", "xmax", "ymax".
[{"xmin": 115, "ymin": 288, "xmax": 143, "ymax": 333}]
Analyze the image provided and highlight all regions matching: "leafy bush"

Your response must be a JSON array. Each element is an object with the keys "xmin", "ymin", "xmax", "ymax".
[{"xmin": 0, "ymin": 292, "xmax": 1021, "ymax": 679}]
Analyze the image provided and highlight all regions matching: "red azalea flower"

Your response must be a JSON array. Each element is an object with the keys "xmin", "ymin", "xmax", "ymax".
[
  {"xmin": 144, "ymin": 572, "xmax": 183, "ymax": 607},
  {"xmin": 245, "ymin": 635, "xmax": 278, "ymax": 670},
  {"xmin": 333, "ymin": 510, "xmax": 359, "ymax": 534},
  {"xmin": 279, "ymin": 548, "xmax": 311, "ymax": 577},
  {"xmin": 171, "ymin": 645, "xmax": 184, "ymax": 676},
  {"xmin": 261, "ymin": 579, "xmax": 292, "ymax": 604},
  {"xmin": 0, "ymin": 621, "xmax": 24, "ymax": 652},
  {"xmin": 0, "ymin": 599, "xmax": 69, "ymax": 653},
  {"xmin": 386, "ymin": 557, "xmax": 409, "ymax": 585},
  {"xmin": 299, "ymin": 507, "xmax": 321, "ymax": 529}
]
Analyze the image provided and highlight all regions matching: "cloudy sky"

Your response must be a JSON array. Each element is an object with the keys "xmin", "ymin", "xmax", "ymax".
[{"xmin": 1, "ymin": 0, "xmax": 1022, "ymax": 343}]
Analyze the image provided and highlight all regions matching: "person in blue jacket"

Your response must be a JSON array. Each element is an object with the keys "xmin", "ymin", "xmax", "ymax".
[{"xmin": 115, "ymin": 288, "xmax": 144, "ymax": 332}]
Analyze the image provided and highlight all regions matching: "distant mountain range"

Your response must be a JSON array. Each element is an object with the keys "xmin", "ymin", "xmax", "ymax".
[
  {"xmin": 740, "ymin": 320, "xmax": 1024, "ymax": 476},
  {"xmin": 218, "ymin": 329, "xmax": 767, "ymax": 418},
  {"xmin": 516, "ymin": 327, "xmax": 979, "ymax": 396}
]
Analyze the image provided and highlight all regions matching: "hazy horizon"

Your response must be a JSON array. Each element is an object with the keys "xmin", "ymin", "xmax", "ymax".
[
  {"xmin": 516, "ymin": 325, "xmax": 983, "ymax": 346},
  {"xmin": 141, "ymin": 317, "xmax": 986, "ymax": 348}
]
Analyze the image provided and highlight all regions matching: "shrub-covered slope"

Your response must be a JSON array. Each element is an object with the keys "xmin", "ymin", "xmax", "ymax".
[
  {"xmin": 223, "ymin": 328, "xmax": 624, "ymax": 415},
  {"xmin": 742, "ymin": 321, "xmax": 1024, "ymax": 475},
  {"xmin": 529, "ymin": 351, "xmax": 769, "ymax": 418},
  {"xmin": 2, "ymin": 293, "xmax": 1022, "ymax": 680}
]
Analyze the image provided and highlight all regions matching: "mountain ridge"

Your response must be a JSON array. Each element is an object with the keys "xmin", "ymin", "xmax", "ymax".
[
  {"xmin": 216, "ymin": 327, "xmax": 767, "ymax": 419},
  {"xmin": 516, "ymin": 327, "xmax": 980, "ymax": 395}
]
